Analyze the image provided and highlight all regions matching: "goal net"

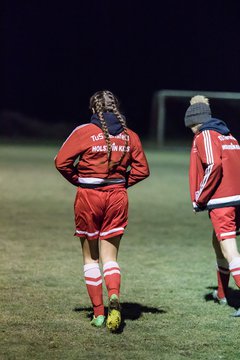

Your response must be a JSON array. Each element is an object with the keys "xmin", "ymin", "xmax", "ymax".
[{"xmin": 150, "ymin": 90, "xmax": 240, "ymax": 146}]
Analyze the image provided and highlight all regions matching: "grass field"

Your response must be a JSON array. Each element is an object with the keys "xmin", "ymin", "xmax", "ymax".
[{"xmin": 1, "ymin": 143, "xmax": 240, "ymax": 360}]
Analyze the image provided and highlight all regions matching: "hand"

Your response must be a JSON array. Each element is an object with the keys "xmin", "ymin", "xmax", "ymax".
[{"xmin": 193, "ymin": 203, "xmax": 206, "ymax": 212}]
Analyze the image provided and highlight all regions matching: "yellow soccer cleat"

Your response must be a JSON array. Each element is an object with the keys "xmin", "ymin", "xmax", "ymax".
[{"xmin": 106, "ymin": 294, "xmax": 121, "ymax": 332}]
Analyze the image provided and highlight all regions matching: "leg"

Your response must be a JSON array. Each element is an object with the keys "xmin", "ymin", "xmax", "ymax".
[
  {"xmin": 100, "ymin": 236, "xmax": 121, "ymax": 298},
  {"xmin": 212, "ymin": 231, "xmax": 230, "ymax": 302},
  {"xmin": 212, "ymin": 230, "xmax": 225, "ymax": 259},
  {"xmin": 100, "ymin": 236, "xmax": 122, "ymax": 331},
  {"xmin": 80, "ymin": 237, "xmax": 105, "ymax": 322},
  {"xmin": 210, "ymin": 207, "xmax": 240, "ymax": 289},
  {"xmin": 220, "ymin": 238, "xmax": 240, "ymax": 289},
  {"xmin": 219, "ymin": 238, "xmax": 240, "ymax": 264},
  {"xmin": 210, "ymin": 207, "xmax": 240, "ymax": 315},
  {"xmin": 80, "ymin": 236, "xmax": 99, "ymax": 264},
  {"xmin": 220, "ymin": 237, "xmax": 240, "ymax": 317},
  {"xmin": 100, "ymin": 236, "xmax": 120, "ymax": 263}
]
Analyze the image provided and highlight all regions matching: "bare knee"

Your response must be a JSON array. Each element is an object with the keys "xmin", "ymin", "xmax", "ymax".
[{"xmin": 220, "ymin": 238, "xmax": 240, "ymax": 263}]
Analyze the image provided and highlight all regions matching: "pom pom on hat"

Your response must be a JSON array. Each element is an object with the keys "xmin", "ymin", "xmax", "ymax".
[
  {"xmin": 190, "ymin": 95, "xmax": 209, "ymax": 106},
  {"xmin": 184, "ymin": 95, "xmax": 211, "ymax": 128}
]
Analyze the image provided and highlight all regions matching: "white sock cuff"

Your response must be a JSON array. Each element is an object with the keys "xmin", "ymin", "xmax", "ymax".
[
  {"xmin": 229, "ymin": 257, "xmax": 240, "ymax": 270},
  {"xmin": 84, "ymin": 263, "xmax": 100, "ymax": 273},
  {"xmin": 103, "ymin": 261, "xmax": 120, "ymax": 271}
]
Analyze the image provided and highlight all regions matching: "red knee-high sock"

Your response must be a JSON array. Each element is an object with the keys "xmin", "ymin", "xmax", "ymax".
[
  {"xmin": 229, "ymin": 257, "xmax": 240, "ymax": 288},
  {"xmin": 84, "ymin": 263, "xmax": 104, "ymax": 317},
  {"xmin": 216, "ymin": 258, "xmax": 230, "ymax": 299},
  {"xmin": 103, "ymin": 261, "xmax": 121, "ymax": 298}
]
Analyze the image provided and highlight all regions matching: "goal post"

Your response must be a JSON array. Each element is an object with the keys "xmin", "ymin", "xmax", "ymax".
[{"xmin": 151, "ymin": 90, "xmax": 240, "ymax": 146}]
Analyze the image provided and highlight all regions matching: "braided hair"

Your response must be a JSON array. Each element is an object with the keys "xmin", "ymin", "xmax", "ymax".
[{"xmin": 89, "ymin": 90, "xmax": 129, "ymax": 172}]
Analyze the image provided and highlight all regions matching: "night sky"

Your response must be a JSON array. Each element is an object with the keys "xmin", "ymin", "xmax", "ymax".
[{"xmin": 2, "ymin": 1, "xmax": 240, "ymax": 136}]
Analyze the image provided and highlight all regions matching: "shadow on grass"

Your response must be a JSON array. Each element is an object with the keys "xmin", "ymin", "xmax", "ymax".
[
  {"xmin": 205, "ymin": 286, "xmax": 240, "ymax": 309},
  {"xmin": 73, "ymin": 302, "xmax": 166, "ymax": 334}
]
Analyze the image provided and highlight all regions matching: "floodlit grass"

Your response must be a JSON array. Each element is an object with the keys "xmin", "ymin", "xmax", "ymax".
[{"xmin": 1, "ymin": 143, "xmax": 240, "ymax": 360}]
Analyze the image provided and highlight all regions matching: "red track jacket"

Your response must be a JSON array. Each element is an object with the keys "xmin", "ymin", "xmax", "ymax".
[
  {"xmin": 189, "ymin": 129, "xmax": 240, "ymax": 211},
  {"xmin": 55, "ymin": 123, "xmax": 149, "ymax": 188}
]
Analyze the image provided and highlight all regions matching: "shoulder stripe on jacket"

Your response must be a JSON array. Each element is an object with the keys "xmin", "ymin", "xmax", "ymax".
[{"xmin": 203, "ymin": 130, "xmax": 214, "ymax": 164}]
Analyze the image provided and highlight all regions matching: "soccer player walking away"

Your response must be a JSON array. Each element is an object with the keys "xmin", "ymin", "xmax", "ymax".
[
  {"xmin": 55, "ymin": 90, "xmax": 150, "ymax": 330},
  {"xmin": 184, "ymin": 95, "xmax": 240, "ymax": 317}
]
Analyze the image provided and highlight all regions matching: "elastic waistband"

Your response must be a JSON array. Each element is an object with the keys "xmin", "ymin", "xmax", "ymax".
[
  {"xmin": 193, "ymin": 195, "xmax": 240, "ymax": 211},
  {"xmin": 78, "ymin": 177, "xmax": 125, "ymax": 189}
]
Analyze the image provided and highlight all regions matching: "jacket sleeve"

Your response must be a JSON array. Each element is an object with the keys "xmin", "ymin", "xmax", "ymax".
[
  {"xmin": 126, "ymin": 132, "xmax": 150, "ymax": 187},
  {"xmin": 194, "ymin": 130, "xmax": 222, "ymax": 207},
  {"xmin": 54, "ymin": 127, "xmax": 84, "ymax": 186}
]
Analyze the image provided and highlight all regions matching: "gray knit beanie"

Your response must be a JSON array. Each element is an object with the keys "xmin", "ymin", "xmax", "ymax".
[{"xmin": 184, "ymin": 95, "xmax": 211, "ymax": 127}]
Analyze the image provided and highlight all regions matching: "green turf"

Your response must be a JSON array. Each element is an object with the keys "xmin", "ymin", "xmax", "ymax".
[{"xmin": 1, "ymin": 143, "xmax": 240, "ymax": 360}]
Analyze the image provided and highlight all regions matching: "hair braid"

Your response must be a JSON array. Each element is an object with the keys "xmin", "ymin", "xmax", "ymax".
[
  {"xmin": 110, "ymin": 102, "xmax": 129, "ymax": 169},
  {"xmin": 90, "ymin": 90, "xmax": 128, "ymax": 173},
  {"xmin": 94, "ymin": 97, "xmax": 112, "ymax": 163}
]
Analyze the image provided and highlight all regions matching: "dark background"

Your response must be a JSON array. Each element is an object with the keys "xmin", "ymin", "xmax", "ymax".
[{"xmin": 2, "ymin": 1, "xmax": 240, "ymax": 139}]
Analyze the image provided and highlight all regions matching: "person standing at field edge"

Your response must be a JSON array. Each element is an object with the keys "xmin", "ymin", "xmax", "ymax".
[
  {"xmin": 55, "ymin": 90, "xmax": 150, "ymax": 331},
  {"xmin": 185, "ymin": 95, "xmax": 240, "ymax": 317}
]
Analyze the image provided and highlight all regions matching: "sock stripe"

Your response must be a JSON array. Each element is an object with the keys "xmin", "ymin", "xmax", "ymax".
[
  {"xmin": 231, "ymin": 270, "xmax": 240, "ymax": 276},
  {"xmin": 103, "ymin": 266, "xmax": 120, "ymax": 272},
  {"xmin": 85, "ymin": 275, "xmax": 102, "ymax": 282},
  {"xmin": 85, "ymin": 279, "xmax": 103, "ymax": 286},
  {"xmin": 104, "ymin": 269, "xmax": 121, "ymax": 277}
]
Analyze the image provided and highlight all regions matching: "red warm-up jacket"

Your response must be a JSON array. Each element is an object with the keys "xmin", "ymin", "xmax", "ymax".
[
  {"xmin": 55, "ymin": 122, "xmax": 149, "ymax": 188},
  {"xmin": 189, "ymin": 119, "xmax": 240, "ymax": 211}
]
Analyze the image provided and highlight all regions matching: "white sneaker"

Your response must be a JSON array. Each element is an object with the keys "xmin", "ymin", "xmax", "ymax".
[
  {"xmin": 212, "ymin": 290, "xmax": 227, "ymax": 305},
  {"xmin": 231, "ymin": 308, "xmax": 240, "ymax": 317}
]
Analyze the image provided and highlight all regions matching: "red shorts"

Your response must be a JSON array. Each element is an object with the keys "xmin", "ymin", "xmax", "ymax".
[
  {"xmin": 74, "ymin": 185, "xmax": 128, "ymax": 240},
  {"xmin": 209, "ymin": 206, "xmax": 240, "ymax": 241}
]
